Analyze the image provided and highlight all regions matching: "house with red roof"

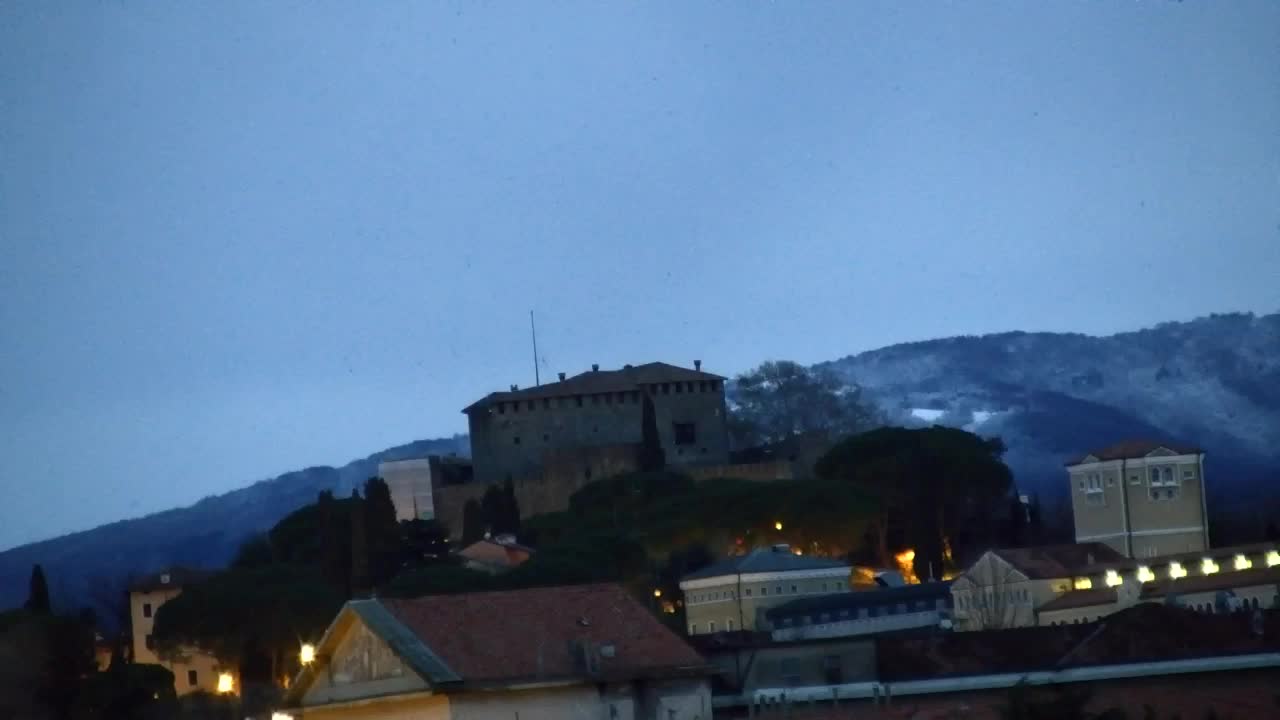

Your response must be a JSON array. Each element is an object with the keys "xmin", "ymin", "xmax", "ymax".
[{"xmin": 283, "ymin": 584, "xmax": 713, "ymax": 720}]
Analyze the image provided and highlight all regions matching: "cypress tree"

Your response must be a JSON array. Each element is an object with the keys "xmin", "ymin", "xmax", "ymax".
[
  {"xmin": 363, "ymin": 477, "xmax": 400, "ymax": 585},
  {"xmin": 462, "ymin": 499, "xmax": 485, "ymax": 545},
  {"xmin": 25, "ymin": 564, "xmax": 51, "ymax": 613},
  {"xmin": 638, "ymin": 391, "xmax": 666, "ymax": 472},
  {"xmin": 500, "ymin": 477, "xmax": 521, "ymax": 536},
  {"xmin": 349, "ymin": 489, "xmax": 369, "ymax": 597}
]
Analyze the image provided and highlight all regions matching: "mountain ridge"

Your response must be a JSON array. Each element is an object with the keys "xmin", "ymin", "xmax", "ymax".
[{"xmin": 2, "ymin": 311, "xmax": 1276, "ymax": 612}]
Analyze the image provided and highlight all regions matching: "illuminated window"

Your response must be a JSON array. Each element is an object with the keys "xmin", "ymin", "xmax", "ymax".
[
  {"xmin": 1266, "ymin": 551, "xmax": 1280, "ymax": 568},
  {"xmin": 1169, "ymin": 561, "xmax": 1187, "ymax": 579},
  {"xmin": 1105, "ymin": 570, "xmax": 1123, "ymax": 587},
  {"xmin": 142, "ymin": 603, "xmax": 152, "ymax": 618},
  {"xmin": 1201, "ymin": 557, "xmax": 1220, "ymax": 575},
  {"xmin": 1073, "ymin": 577, "xmax": 1092, "ymax": 590},
  {"xmin": 1234, "ymin": 554, "xmax": 1253, "ymax": 571},
  {"xmin": 1137, "ymin": 566, "xmax": 1156, "ymax": 583}
]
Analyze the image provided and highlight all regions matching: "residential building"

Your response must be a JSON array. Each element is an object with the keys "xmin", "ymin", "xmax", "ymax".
[
  {"xmin": 377, "ymin": 455, "xmax": 473, "ymax": 522},
  {"xmin": 463, "ymin": 361, "xmax": 730, "ymax": 486},
  {"xmin": 283, "ymin": 584, "xmax": 712, "ymax": 720},
  {"xmin": 129, "ymin": 568, "xmax": 230, "ymax": 696},
  {"xmin": 950, "ymin": 543, "xmax": 1128, "ymax": 630},
  {"xmin": 765, "ymin": 581, "xmax": 954, "ymax": 642},
  {"xmin": 455, "ymin": 534, "xmax": 534, "ymax": 574},
  {"xmin": 679, "ymin": 545, "xmax": 852, "ymax": 634},
  {"xmin": 1066, "ymin": 440, "xmax": 1209, "ymax": 558},
  {"xmin": 952, "ymin": 541, "xmax": 1280, "ymax": 629}
]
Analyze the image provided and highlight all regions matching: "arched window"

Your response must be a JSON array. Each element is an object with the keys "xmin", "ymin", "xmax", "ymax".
[
  {"xmin": 1149, "ymin": 467, "xmax": 1160, "ymax": 484},
  {"xmin": 1162, "ymin": 467, "xmax": 1174, "ymax": 484}
]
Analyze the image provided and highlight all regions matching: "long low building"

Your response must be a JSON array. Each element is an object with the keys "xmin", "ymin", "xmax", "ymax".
[{"xmin": 952, "ymin": 541, "xmax": 1280, "ymax": 629}]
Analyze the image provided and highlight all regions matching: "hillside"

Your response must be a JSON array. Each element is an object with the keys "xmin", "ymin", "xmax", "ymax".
[
  {"xmin": 2, "ymin": 311, "xmax": 1276, "ymax": 614},
  {"xmin": 820, "ymin": 311, "xmax": 1280, "ymax": 506},
  {"xmin": 0, "ymin": 436, "xmax": 468, "ymax": 613}
]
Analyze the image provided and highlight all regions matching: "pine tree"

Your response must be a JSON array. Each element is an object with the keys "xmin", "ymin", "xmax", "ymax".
[
  {"xmin": 461, "ymin": 499, "xmax": 485, "ymax": 545},
  {"xmin": 349, "ymin": 489, "xmax": 369, "ymax": 597},
  {"xmin": 638, "ymin": 390, "xmax": 666, "ymax": 472},
  {"xmin": 318, "ymin": 490, "xmax": 349, "ymax": 597},
  {"xmin": 25, "ymin": 564, "xmax": 51, "ymax": 613}
]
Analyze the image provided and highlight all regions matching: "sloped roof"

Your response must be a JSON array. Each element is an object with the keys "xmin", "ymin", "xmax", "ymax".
[
  {"xmin": 1068, "ymin": 439, "xmax": 1202, "ymax": 465},
  {"xmin": 1036, "ymin": 588, "xmax": 1119, "ymax": 613},
  {"xmin": 379, "ymin": 584, "xmax": 708, "ymax": 685},
  {"xmin": 1140, "ymin": 564, "xmax": 1280, "ymax": 599},
  {"xmin": 680, "ymin": 547, "xmax": 850, "ymax": 583},
  {"xmin": 991, "ymin": 543, "xmax": 1127, "ymax": 580},
  {"xmin": 463, "ymin": 362, "xmax": 724, "ymax": 412},
  {"xmin": 128, "ymin": 567, "xmax": 213, "ymax": 593},
  {"xmin": 766, "ymin": 581, "xmax": 952, "ymax": 621},
  {"xmin": 457, "ymin": 538, "xmax": 534, "ymax": 569}
]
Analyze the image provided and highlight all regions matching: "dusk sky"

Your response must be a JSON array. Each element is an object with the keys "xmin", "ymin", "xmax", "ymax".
[{"xmin": 2, "ymin": 2, "xmax": 1278, "ymax": 550}]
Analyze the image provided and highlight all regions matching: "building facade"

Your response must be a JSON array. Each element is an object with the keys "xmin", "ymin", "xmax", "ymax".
[
  {"xmin": 285, "ymin": 584, "xmax": 712, "ymax": 720},
  {"xmin": 463, "ymin": 362, "xmax": 730, "ymax": 486},
  {"xmin": 1066, "ymin": 440, "xmax": 1209, "ymax": 558},
  {"xmin": 679, "ymin": 545, "xmax": 853, "ymax": 635},
  {"xmin": 129, "ymin": 568, "xmax": 231, "ymax": 696},
  {"xmin": 765, "ymin": 581, "xmax": 953, "ymax": 642}
]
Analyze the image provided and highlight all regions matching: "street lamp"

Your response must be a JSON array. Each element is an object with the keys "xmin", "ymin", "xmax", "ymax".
[
  {"xmin": 300, "ymin": 643, "xmax": 316, "ymax": 666},
  {"xmin": 652, "ymin": 589, "xmax": 662, "ymax": 598},
  {"xmin": 774, "ymin": 521, "xmax": 783, "ymax": 532},
  {"xmin": 216, "ymin": 673, "xmax": 234, "ymax": 694}
]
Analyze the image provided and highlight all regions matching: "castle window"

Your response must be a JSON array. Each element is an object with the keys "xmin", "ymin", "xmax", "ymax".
[
  {"xmin": 604, "ymin": 394, "xmax": 612, "ymax": 405},
  {"xmin": 575, "ymin": 395, "xmax": 583, "ymax": 407},
  {"xmin": 673, "ymin": 422, "xmax": 697, "ymax": 445},
  {"xmin": 542, "ymin": 433, "xmax": 549, "ymax": 442},
  {"xmin": 674, "ymin": 383, "xmax": 682, "ymax": 393},
  {"xmin": 662, "ymin": 383, "xmax": 670, "ymax": 394},
  {"xmin": 512, "ymin": 402, "xmax": 519, "ymax": 413},
  {"xmin": 188, "ymin": 670, "xmax": 198, "ymax": 687},
  {"xmin": 527, "ymin": 400, "xmax": 535, "ymax": 411},
  {"xmin": 513, "ymin": 436, "xmax": 521, "ymax": 445},
  {"xmin": 543, "ymin": 399, "xmax": 550, "ymax": 409},
  {"xmin": 617, "ymin": 392, "xmax": 626, "ymax": 403},
  {"xmin": 498, "ymin": 403, "xmax": 505, "ymax": 414},
  {"xmin": 143, "ymin": 603, "xmax": 152, "ymax": 618}
]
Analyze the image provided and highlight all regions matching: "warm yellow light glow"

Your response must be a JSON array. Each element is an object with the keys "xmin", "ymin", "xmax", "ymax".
[
  {"xmin": 300, "ymin": 643, "xmax": 316, "ymax": 665},
  {"xmin": 216, "ymin": 673, "xmax": 234, "ymax": 694},
  {"xmin": 1137, "ymin": 566, "xmax": 1155, "ymax": 583},
  {"xmin": 1105, "ymin": 570, "xmax": 1123, "ymax": 587},
  {"xmin": 893, "ymin": 548, "xmax": 921, "ymax": 584},
  {"xmin": 272, "ymin": 714, "xmax": 295, "ymax": 720},
  {"xmin": 653, "ymin": 588, "xmax": 662, "ymax": 598},
  {"xmin": 1201, "ymin": 557, "xmax": 1220, "ymax": 575},
  {"xmin": 1169, "ymin": 561, "xmax": 1187, "ymax": 580},
  {"xmin": 792, "ymin": 547, "xmax": 803, "ymax": 555},
  {"xmin": 1234, "ymin": 554, "xmax": 1253, "ymax": 571},
  {"xmin": 1267, "ymin": 550, "xmax": 1280, "ymax": 568},
  {"xmin": 1073, "ymin": 577, "xmax": 1093, "ymax": 590},
  {"xmin": 774, "ymin": 521, "xmax": 783, "ymax": 531}
]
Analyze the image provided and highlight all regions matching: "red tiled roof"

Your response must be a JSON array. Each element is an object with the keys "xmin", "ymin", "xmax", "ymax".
[
  {"xmin": 462, "ymin": 362, "xmax": 724, "ymax": 412},
  {"xmin": 1068, "ymin": 439, "xmax": 1201, "ymax": 465},
  {"xmin": 1037, "ymin": 588, "xmax": 1119, "ymax": 612},
  {"xmin": 380, "ymin": 583, "xmax": 708, "ymax": 685},
  {"xmin": 992, "ymin": 543, "xmax": 1127, "ymax": 580}
]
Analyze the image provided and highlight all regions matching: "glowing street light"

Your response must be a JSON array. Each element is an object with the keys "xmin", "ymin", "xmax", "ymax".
[
  {"xmin": 300, "ymin": 643, "xmax": 316, "ymax": 666},
  {"xmin": 653, "ymin": 589, "xmax": 662, "ymax": 598},
  {"xmin": 774, "ymin": 521, "xmax": 783, "ymax": 531},
  {"xmin": 216, "ymin": 672, "xmax": 235, "ymax": 694}
]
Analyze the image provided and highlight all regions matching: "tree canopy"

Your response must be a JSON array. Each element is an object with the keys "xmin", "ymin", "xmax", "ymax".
[
  {"xmin": 729, "ymin": 360, "xmax": 881, "ymax": 448},
  {"xmin": 816, "ymin": 425, "xmax": 1014, "ymax": 576}
]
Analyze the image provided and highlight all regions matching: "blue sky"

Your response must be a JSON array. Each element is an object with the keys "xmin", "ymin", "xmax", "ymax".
[{"xmin": 2, "ymin": 1, "xmax": 1278, "ymax": 549}]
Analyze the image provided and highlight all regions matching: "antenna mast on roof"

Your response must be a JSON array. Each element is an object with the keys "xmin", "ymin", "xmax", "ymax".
[{"xmin": 530, "ymin": 310, "xmax": 541, "ymax": 387}]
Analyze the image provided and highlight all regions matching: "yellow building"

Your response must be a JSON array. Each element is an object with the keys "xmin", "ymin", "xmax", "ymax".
[
  {"xmin": 1066, "ymin": 440, "xmax": 1208, "ymax": 558},
  {"xmin": 283, "ymin": 583, "xmax": 712, "ymax": 720},
  {"xmin": 129, "ymin": 568, "xmax": 232, "ymax": 696},
  {"xmin": 678, "ymin": 544, "xmax": 853, "ymax": 635},
  {"xmin": 952, "ymin": 542, "xmax": 1280, "ymax": 629}
]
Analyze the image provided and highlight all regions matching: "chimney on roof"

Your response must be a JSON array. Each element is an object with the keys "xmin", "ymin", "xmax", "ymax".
[
  {"xmin": 510, "ymin": 384, "xmax": 518, "ymax": 392},
  {"xmin": 694, "ymin": 359, "xmax": 702, "ymax": 371},
  {"xmin": 558, "ymin": 372, "xmax": 566, "ymax": 381},
  {"xmin": 591, "ymin": 364, "xmax": 599, "ymax": 372}
]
